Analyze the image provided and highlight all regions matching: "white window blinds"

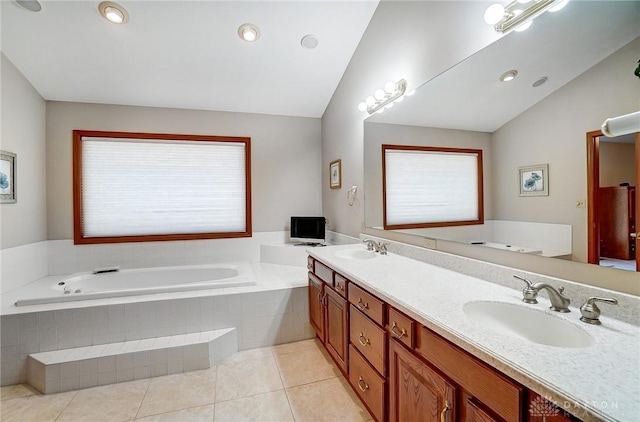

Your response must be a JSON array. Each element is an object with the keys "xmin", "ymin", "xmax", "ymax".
[
  {"xmin": 384, "ymin": 147, "xmax": 482, "ymax": 228},
  {"xmin": 80, "ymin": 137, "xmax": 247, "ymax": 239}
]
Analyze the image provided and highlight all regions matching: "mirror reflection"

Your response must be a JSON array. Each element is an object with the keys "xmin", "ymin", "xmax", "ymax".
[{"xmin": 364, "ymin": 1, "xmax": 640, "ymax": 272}]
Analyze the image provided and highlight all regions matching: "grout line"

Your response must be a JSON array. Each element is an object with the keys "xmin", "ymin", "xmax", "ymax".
[
  {"xmin": 132, "ymin": 378, "xmax": 153, "ymax": 421},
  {"xmin": 272, "ymin": 348, "xmax": 297, "ymax": 422}
]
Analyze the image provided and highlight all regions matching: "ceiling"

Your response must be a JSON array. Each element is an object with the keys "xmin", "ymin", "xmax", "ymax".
[
  {"xmin": 367, "ymin": 1, "xmax": 640, "ymax": 132},
  {"xmin": 1, "ymin": 0, "xmax": 379, "ymax": 118}
]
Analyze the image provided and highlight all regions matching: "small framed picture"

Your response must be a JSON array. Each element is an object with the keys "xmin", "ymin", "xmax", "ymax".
[
  {"xmin": 519, "ymin": 164, "xmax": 548, "ymax": 196},
  {"xmin": 0, "ymin": 151, "xmax": 16, "ymax": 204},
  {"xmin": 329, "ymin": 159, "xmax": 342, "ymax": 189}
]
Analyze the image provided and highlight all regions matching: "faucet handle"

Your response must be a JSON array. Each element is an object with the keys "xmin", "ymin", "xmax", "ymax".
[
  {"xmin": 513, "ymin": 275, "xmax": 538, "ymax": 304},
  {"xmin": 362, "ymin": 239, "xmax": 376, "ymax": 251},
  {"xmin": 378, "ymin": 242, "xmax": 389, "ymax": 255},
  {"xmin": 580, "ymin": 297, "xmax": 618, "ymax": 325}
]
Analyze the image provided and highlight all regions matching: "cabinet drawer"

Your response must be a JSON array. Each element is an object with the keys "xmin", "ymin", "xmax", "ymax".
[
  {"xmin": 417, "ymin": 327, "xmax": 523, "ymax": 422},
  {"xmin": 350, "ymin": 305, "xmax": 386, "ymax": 375},
  {"xmin": 314, "ymin": 260, "xmax": 333, "ymax": 284},
  {"xmin": 348, "ymin": 283, "xmax": 385, "ymax": 326},
  {"xmin": 333, "ymin": 273, "xmax": 348, "ymax": 298},
  {"xmin": 349, "ymin": 345, "xmax": 385, "ymax": 422},
  {"xmin": 387, "ymin": 307, "xmax": 414, "ymax": 349}
]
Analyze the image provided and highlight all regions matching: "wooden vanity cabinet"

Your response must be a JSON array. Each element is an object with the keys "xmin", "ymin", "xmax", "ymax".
[{"xmin": 308, "ymin": 273, "xmax": 325, "ymax": 340}]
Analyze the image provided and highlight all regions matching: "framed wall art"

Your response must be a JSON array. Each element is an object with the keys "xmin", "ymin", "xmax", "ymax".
[
  {"xmin": 519, "ymin": 164, "xmax": 548, "ymax": 196},
  {"xmin": 330, "ymin": 159, "xmax": 342, "ymax": 189},
  {"xmin": 0, "ymin": 151, "xmax": 16, "ymax": 204}
]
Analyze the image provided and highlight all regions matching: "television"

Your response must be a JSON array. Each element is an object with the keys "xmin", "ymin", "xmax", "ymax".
[{"xmin": 290, "ymin": 216, "xmax": 326, "ymax": 245}]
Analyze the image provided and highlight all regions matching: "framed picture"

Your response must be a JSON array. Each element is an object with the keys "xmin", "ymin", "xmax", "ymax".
[
  {"xmin": 0, "ymin": 151, "xmax": 16, "ymax": 204},
  {"xmin": 329, "ymin": 159, "xmax": 342, "ymax": 189},
  {"xmin": 519, "ymin": 164, "xmax": 548, "ymax": 196}
]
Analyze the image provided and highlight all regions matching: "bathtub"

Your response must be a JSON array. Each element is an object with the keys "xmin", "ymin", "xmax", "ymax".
[{"xmin": 14, "ymin": 264, "xmax": 255, "ymax": 307}]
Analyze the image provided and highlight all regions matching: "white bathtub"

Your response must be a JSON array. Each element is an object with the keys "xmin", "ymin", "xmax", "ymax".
[{"xmin": 15, "ymin": 264, "xmax": 255, "ymax": 307}]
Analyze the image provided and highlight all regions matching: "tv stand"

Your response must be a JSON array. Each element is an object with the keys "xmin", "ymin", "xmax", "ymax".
[{"xmin": 294, "ymin": 242, "xmax": 326, "ymax": 247}]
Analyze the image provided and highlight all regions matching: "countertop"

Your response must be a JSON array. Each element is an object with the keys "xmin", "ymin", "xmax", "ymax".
[{"xmin": 307, "ymin": 244, "xmax": 640, "ymax": 422}]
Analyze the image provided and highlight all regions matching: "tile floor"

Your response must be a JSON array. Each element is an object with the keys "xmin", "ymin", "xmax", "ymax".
[{"xmin": 0, "ymin": 339, "xmax": 373, "ymax": 422}]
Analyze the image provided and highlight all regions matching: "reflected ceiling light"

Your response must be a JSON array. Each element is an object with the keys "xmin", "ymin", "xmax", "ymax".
[
  {"xmin": 500, "ymin": 70, "xmax": 518, "ymax": 82},
  {"xmin": 301, "ymin": 35, "xmax": 319, "ymax": 49},
  {"xmin": 238, "ymin": 23, "xmax": 260, "ymax": 42},
  {"xmin": 358, "ymin": 79, "xmax": 407, "ymax": 114},
  {"xmin": 99, "ymin": 1, "xmax": 128, "ymax": 24},
  {"xmin": 484, "ymin": 0, "xmax": 569, "ymax": 34},
  {"xmin": 13, "ymin": 0, "xmax": 41, "ymax": 12},
  {"xmin": 532, "ymin": 76, "xmax": 548, "ymax": 87}
]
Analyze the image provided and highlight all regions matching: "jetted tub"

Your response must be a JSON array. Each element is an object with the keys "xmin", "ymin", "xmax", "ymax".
[{"xmin": 15, "ymin": 264, "xmax": 255, "ymax": 307}]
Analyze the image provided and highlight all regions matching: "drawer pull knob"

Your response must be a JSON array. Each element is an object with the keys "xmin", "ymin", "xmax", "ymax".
[
  {"xmin": 357, "ymin": 376, "xmax": 369, "ymax": 392},
  {"xmin": 356, "ymin": 298, "xmax": 369, "ymax": 311},
  {"xmin": 390, "ymin": 322, "xmax": 407, "ymax": 339},
  {"xmin": 336, "ymin": 283, "xmax": 343, "ymax": 291},
  {"xmin": 440, "ymin": 400, "xmax": 451, "ymax": 422},
  {"xmin": 358, "ymin": 332, "xmax": 370, "ymax": 346}
]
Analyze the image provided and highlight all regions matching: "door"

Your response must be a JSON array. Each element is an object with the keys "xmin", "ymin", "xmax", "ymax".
[
  {"xmin": 324, "ymin": 286, "xmax": 348, "ymax": 373},
  {"xmin": 308, "ymin": 274, "xmax": 325, "ymax": 340},
  {"xmin": 389, "ymin": 339, "xmax": 456, "ymax": 422}
]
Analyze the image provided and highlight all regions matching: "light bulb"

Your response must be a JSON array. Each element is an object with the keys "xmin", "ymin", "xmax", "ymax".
[
  {"xmin": 105, "ymin": 7, "xmax": 124, "ymax": 23},
  {"xmin": 365, "ymin": 96, "xmax": 375, "ymax": 106},
  {"xmin": 549, "ymin": 0, "xmax": 569, "ymax": 12},
  {"xmin": 384, "ymin": 81, "xmax": 396, "ymax": 94},
  {"xmin": 374, "ymin": 89, "xmax": 385, "ymax": 100},
  {"xmin": 357, "ymin": 102, "xmax": 367, "ymax": 112},
  {"xmin": 515, "ymin": 19, "xmax": 533, "ymax": 32},
  {"xmin": 242, "ymin": 28, "xmax": 257, "ymax": 41},
  {"xmin": 484, "ymin": 4, "xmax": 505, "ymax": 25}
]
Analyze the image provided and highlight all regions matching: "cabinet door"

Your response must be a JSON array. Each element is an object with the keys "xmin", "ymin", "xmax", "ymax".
[
  {"xmin": 325, "ymin": 286, "xmax": 348, "ymax": 373},
  {"xmin": 389, "ymin": 339, "xmax": 456, "ymax": 422},
  {"xmin": 308, "ymin": 273, "xmax": 325, "ymax": 341}
]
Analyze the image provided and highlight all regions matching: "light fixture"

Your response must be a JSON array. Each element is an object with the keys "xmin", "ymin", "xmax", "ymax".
[
  {"xmin": 484, "ymin": 0, "xmax": 569, "ymax": 34},
  {"xmin": 357, "ymin": 79, "xmax": 408, "ymax": 114},
  {"xmin": 532, "ymin": 76, "xmax": 548, "ymax": 87},
  {"xmin": 499, "ymin": 70, "xmax": 518, "ymax": 82},
  {"xmin": 99, "ymin": 1, "xmax": 128, "ymax": 24},
  {"xmin": 13, "ymin": 0, "xmax": 41, "ymax": 12},
  {"xmin": 238, "ymin": 23, "xmax": 260, "ymax": 42},
  {"xmin": 301, "ymin": 35, "xmax": 319, "ymax": 49},
  {"xmin": 601, "ymin": 111, "xmax": 640, "ymax": 137}
]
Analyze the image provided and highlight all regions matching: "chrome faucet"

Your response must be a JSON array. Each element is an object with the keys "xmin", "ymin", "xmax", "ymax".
[
  {"xmin": 362, "ymin": 239, "xmax": 389, "ymax": 255},
  {"xmin": 579, "ymin": 297, "xmax": 618, "ymax": 325},
  {"xmin": 513, "ymin": 275, "xmax": 571, "ymax": 313}
]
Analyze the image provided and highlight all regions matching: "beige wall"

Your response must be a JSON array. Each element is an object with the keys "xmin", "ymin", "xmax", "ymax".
[
  {"xmin": 600, "ymin": 141, "xmax": 636, "ymax": 187},
  {"xmin": 0, "ymin": 54, "xmax": 47, "ymax": 248},
  {"xmin": 492, "ymin": 37, "xmax": 640, "ymax": 263},
  {"xmin": 321, "ymin": 1, "xmax": 500, "ymax": 237},
  {"xmin": 46, "ymin": 102, "xmax": 322, "ymax": 240},
  {"xmin": 363, "ymin": 122, "xmax": 493, "ymax": 227}
]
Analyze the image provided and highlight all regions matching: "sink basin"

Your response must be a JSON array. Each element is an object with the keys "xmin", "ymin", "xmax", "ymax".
[
  {"xmin": 463, "ymin": 301, "xmax": 593, "ymax": 348},
  {"xmin": 334, "ymin": 249, "xmax": 378, "ymax": 260}
]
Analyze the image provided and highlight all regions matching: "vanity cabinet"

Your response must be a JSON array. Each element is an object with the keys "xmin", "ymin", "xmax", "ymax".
[{"xmin": 308, "ymin": 273, "xmax": 325, "ymax": 340}]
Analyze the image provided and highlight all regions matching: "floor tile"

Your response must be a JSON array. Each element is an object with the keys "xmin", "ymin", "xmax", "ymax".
[
  {"xmin": 0, "ymin": 391, "xmax": 76, "ymax": 422},
  {"xmin": 272, "ymin": 338, "xmax": 320, "ymax": 356},
  {"xmin": 137, "ymin": 368, "xmax": 216, "ymax": 418},
  {"xmin": 286, "ymin": 377, "xmax": 371, "ymax": 422},
  {"xmin": 219, "ymin": 346, "xmax": 273, "ymax": 364},
  {"xmin": 0, "ymin": 383, "xmax": 38, "ymax": 401},
  {"xmin": 275, "ymin": 344, "xmax": 341, "ymax": 387},
  {"xmin": 215, "ymin": 355, "xmax": 282, "ymax": 402},
  {"xmin": 135, "ymin": 404, "xmax": 214, "ymax": 421},
  {"xmin": 214, "ymin": 390, "xmax": 293, "ymax": 422},
  {"xmin": 57, "ymin": 379, "xmax": 150, "ymax": 422}
]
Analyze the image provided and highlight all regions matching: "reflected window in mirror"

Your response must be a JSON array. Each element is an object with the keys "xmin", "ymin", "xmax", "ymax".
[{"xmin": 382, "ymin": 145, "xmax": 484, "ymax": 230}]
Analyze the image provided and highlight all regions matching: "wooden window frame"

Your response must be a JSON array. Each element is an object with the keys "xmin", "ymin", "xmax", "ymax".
[
  {"xmin": 73, "ymin": 130, "xmax": 252, "ymax": 245},
  {"xmin": 382, "ymin": 144, "xmax": 484, "ymax": 230}
]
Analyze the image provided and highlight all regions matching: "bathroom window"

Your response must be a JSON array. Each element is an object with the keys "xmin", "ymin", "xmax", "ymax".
[
  {"xmin": 382, "ymin": 145, "xmax": 483, "ymax": 229},
  {"xmin": 73, "ymin": 130, "xmax": 251, "ymax": 244}
]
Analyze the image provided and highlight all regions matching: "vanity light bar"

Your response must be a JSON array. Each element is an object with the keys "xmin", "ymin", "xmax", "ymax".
[
  {"xmin": 358, "ymin": 79, "xmax": 408, "ymax": 115},
  {"xmin": 488, "ymin": 0, "xmax": 564, "ymax": 34}
]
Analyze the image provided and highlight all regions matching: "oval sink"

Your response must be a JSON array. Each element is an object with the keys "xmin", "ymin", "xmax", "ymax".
[
  {"xmin": 334, "ymin": 249, "xmax": 378, "ymax": 260},
  {"xmin": 463, "ymin": 301, "xmax": 593, "ymax": 348}
]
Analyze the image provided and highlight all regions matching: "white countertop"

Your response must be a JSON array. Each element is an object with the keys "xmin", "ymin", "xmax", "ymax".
[{"xmin": 308, "ymin": 244, "xmax": 640, "ymax": 422}]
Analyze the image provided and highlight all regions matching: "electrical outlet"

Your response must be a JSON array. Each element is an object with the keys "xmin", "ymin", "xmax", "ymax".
[{"xmin": 575, "ymin": 200, "xmax": 586, "ymax": 208}]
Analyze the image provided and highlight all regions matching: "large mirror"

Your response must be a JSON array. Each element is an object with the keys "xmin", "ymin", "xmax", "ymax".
[{"xmin": 364, "ymin": 1, "xmax": 640, "ymax": 289}]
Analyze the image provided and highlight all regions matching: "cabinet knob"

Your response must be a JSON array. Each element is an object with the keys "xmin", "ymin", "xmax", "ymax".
[{"xmin": 357, "ymin": 376, "xmax": 369, "ymax": 392}]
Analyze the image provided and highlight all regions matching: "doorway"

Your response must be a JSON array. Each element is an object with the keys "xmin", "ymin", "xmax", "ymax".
[{"xmin": 587, "ymin": 130, "xmax": 639, "ymax": 272}]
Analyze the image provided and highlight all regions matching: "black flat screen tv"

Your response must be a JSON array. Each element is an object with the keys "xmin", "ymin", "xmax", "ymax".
[{"xmin": 290, "ymin": 216, "xmax": 325, "ymax": 245}]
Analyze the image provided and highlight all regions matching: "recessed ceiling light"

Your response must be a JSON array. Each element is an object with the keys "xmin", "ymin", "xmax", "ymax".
[
  {"xmin": 13, "ymin": 0, "xmax": 42, "ymax": 12},
  {"xmin": 301, "ymin": 35, "xmax": 318, "ymax": 49},
  {"xmin": 238, "ymin": 23, "xmax": 261, "ymax": 42},
  {"xmin": 532, "ymin": 76, "xmax": 548, "ymax": 87},
  {"xmin": 99, "ymin": 1, "xmax": 129, "ymax": 24},
  {"xmin": 499, "ymin": 70, "xmax": 518, "ymax": 82}
]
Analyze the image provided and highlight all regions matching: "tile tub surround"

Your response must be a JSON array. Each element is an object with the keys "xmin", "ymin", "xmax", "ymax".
[
  {"xmin": 0, "ymin": 265, "xmax": 314, "ymax": 387},
  {"xmin": 310, "ymin": 244, "xmax": 640, "ymax": 422}
]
